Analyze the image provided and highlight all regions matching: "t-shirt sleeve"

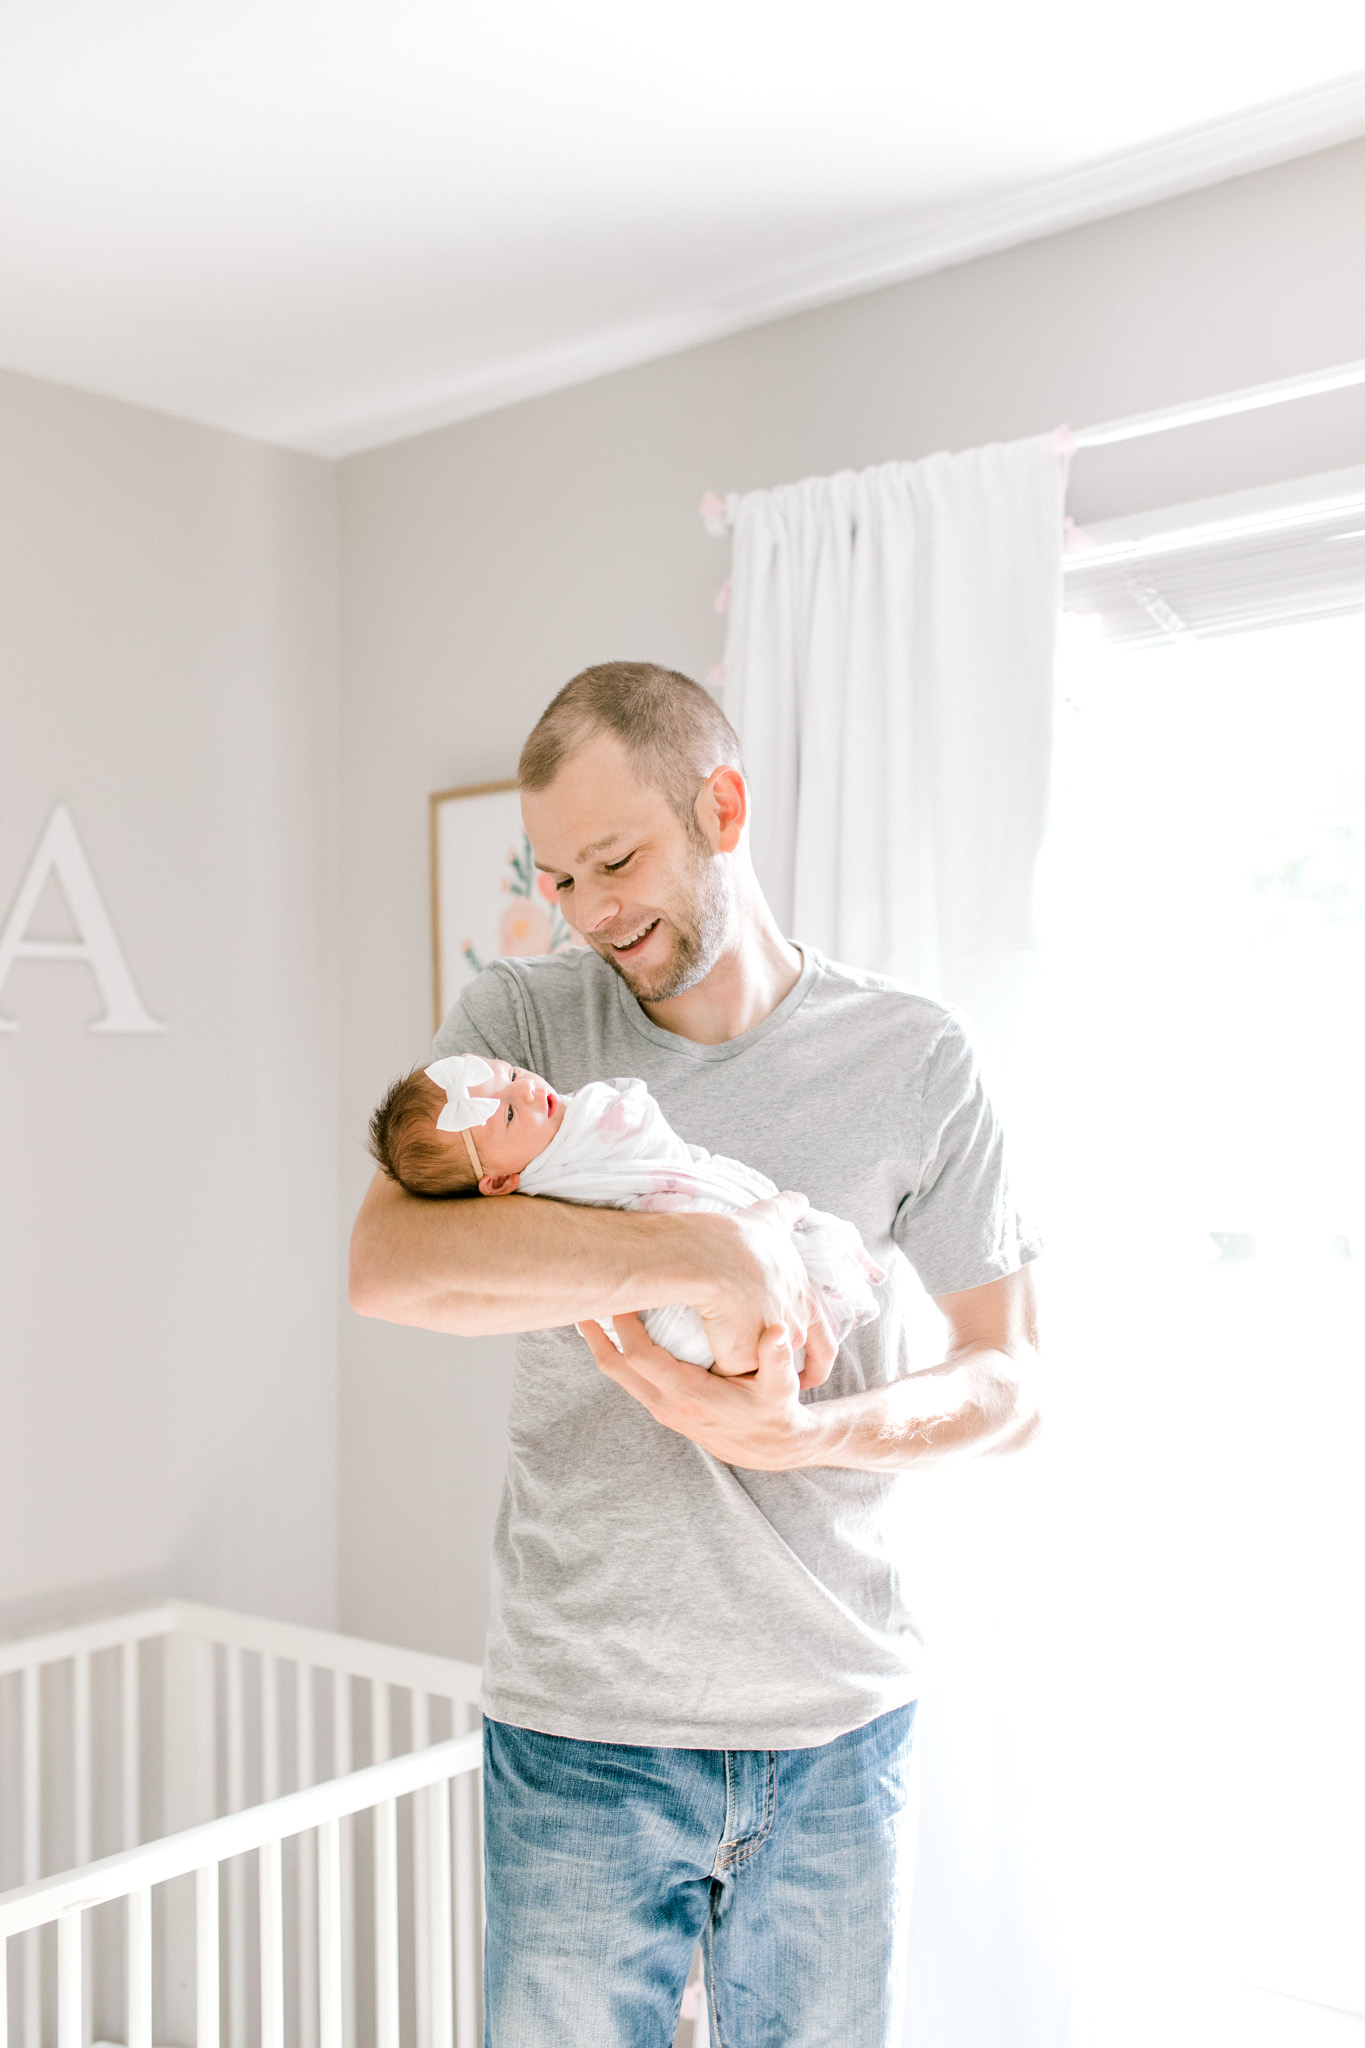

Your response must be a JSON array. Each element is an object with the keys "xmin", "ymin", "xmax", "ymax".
[
  {"xmin": 431, "ymin": 962, "xmax": 534, "ymax": 1068},
  {"xmin": 892, "ymin": 1012, "xmax": 1041, "ymax": 1296}
]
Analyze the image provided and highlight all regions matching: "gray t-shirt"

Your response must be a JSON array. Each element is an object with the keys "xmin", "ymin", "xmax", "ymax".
[{"xmin": 434, "ymin": 945, "xmax": 1038, "ymax": 1749}]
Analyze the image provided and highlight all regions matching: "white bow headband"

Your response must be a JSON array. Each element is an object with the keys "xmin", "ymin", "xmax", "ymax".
[
  {"xmin": 425, "ymin": 1055, "xmax": 499, "ymax": 1132},
  {"xmin": 426, "ymin": 1054, "xmax": 498, "ymax": 1180}
]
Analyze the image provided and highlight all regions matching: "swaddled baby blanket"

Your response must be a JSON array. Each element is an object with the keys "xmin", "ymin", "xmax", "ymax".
[{"xmin": 518, "ymin": 1077, "xmax": 881, "ymax": 1365}]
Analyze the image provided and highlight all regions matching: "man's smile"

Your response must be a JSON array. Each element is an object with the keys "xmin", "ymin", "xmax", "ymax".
[{"xmin": 606, "ymin": 918, "xmax": 660, "ymax": 957}]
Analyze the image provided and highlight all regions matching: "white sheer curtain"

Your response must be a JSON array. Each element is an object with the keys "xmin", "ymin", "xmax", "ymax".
[
  {"xmin": 723, "ymin": 437, "xmax": 1068, "ymax": 1045},
  {"xmin": 720, "ymin": 437, "xmax": 1075, "ymax": 2048}
]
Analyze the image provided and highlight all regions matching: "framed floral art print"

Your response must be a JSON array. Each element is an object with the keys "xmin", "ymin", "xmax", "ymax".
[{"xmin": 429, "ymin": 779, "xmax": 584, "ymax": 1030}]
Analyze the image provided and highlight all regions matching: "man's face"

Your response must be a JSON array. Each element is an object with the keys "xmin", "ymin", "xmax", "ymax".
[{"xmin": 521, "ymin": 734, "xmax": 733, "ymax": 1005}]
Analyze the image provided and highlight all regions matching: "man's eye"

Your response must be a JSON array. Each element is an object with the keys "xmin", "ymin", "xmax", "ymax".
[
  {"xmin": 555, "ymin": 877, "xmax": 572, "ymax": 892},
  {"xmin": 604, "ymin": 852, "xmax": 634, "ymax": 873}
]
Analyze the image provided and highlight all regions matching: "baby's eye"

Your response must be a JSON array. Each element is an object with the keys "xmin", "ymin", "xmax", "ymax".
[{"xmin": 505, "ymin": 1102, "xmax": 514, "ymax": 1124}]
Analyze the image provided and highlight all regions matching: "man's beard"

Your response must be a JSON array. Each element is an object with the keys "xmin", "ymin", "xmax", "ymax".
[{"xmin": 591, "ymin": 843, "xmax": 731, "ymax": 1005}]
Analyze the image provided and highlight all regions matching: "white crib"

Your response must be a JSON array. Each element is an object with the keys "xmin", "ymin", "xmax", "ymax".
[{"xmin": 0, "ymin": 1601, "xmax": 485, "ymax": 2048}]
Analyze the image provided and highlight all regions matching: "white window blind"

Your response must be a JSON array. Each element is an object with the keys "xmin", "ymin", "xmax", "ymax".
[{"xmin": 1063, "ymin": 463, "xmax": 1365, "ymax": 645}]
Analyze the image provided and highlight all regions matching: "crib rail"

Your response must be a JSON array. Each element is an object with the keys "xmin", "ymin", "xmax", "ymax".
[
  {"xmin": 0, "ymin": 1601, "xmax": 485, "ymax": 2048},
  {"xmin": 0, "ymin": 1734, "xmax": 482, "ymax": 2047}
]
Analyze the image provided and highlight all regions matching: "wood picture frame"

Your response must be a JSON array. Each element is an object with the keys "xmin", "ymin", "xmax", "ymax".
[{"xmin": 429, "ymin": 779, "xmax": 584, "ymax": 1031}]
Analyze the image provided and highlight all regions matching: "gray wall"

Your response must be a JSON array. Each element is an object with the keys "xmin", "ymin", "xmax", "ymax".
[
  {"xmin": 0, "ymin": 368, "xmax": 341, "ymax": 1637},
  {"xmin": 336, "ymin": 134, "xmax": 1365, "ymax": 1661}
]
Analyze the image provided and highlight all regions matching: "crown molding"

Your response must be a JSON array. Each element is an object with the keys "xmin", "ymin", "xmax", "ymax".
[{"xmin": 322, "ymin": 68, "xmax": 1365, "ymax": 458}]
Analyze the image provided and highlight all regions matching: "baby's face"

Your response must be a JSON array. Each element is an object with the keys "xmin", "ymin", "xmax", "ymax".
[{"xmin": 467, "ymin": 1061, "xmax": 566, "ymax": 1187}]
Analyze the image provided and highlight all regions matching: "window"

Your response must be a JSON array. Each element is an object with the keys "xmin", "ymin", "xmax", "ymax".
[{"xmin": 1013, "ymin": 600, "xmax": 1365, "ymax": 2039}]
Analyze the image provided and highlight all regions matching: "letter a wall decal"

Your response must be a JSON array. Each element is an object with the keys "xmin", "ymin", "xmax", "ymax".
[{"xmin": 0, "ymin": 803, "xmax": 166, "ymax": 1033}]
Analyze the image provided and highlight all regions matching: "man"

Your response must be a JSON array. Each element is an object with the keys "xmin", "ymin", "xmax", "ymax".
[{"xmin": 350, "ymin": 661, "xmax": 1040, "ymax": 2047}]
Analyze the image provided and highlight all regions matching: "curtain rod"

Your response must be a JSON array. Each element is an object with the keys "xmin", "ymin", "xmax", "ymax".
[
  {"xmin": 700, "ymin": 356, "xmax": 1365, "ymax": 534},
  {"xmin": 1070, "ymin": 356, "xmax": 1365, "ymax": 449}
]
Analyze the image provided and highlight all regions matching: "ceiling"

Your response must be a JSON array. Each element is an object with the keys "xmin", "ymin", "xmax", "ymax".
[{"xmin": 1, "ymin": 1, "xmax": 1364, "ymax": 458}]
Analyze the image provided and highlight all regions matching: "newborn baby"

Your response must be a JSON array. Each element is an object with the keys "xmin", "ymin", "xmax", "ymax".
[{"xmin": 368, "ymin": 1054, "xmax": 882, "ymax": 1371}]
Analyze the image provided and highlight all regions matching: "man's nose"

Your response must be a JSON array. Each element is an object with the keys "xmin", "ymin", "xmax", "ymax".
[{"xmin": 578, "ymin": 884, "xmax": 621, "ymax": 932}]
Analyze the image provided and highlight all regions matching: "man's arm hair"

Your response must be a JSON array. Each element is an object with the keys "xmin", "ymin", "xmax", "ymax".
[
  {"xmin": 347, "ymin": 1169, "xmax": 840, "ymax": 1382},
  {"xmin": 810, "ymin": 1263, "xmax": 1042, "ymax": 1468},
  {"xmin": 575, "ymin": 1262, "xmax": 1041, "ymax": 1472},
  {"xmin": 349, "ymin": 1169, "xmax": 702, "ymax": 1336}
]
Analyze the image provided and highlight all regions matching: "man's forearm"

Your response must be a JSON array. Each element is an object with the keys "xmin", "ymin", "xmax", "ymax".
[
  {"xmin": 348, "ymin": 1172, "xmax": 709, "ymax": 1337},
  {"xmin": 803, "ymin": 1343, "xmax": 1040, "ymax": 1471},
  {"xmin": 575, "ymin": 1261, "xmax": 1038, "ymax": 1471}
]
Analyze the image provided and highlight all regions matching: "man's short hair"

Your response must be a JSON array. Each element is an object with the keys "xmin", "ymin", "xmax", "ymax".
[{"xmin": 518, "ymin": 662, "xmax": 742, "ymax": 827}]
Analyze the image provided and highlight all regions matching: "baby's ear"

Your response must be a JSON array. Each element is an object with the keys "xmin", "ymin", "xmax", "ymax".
[{"xmin": 479, "ymin": 1170, "xmax": 520, "ymax": 1196}]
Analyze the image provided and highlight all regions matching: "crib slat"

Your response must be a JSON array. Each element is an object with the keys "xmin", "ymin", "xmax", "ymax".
[
  {"xmin": 259, "ymin": 1839, "xmax": 284, "ymax": 2048},
  {"xmin": 426, "ymin": 1783, "xmax": 454, "ymax": 2048},
  {"xmin": 259, "ymin": 1654, "xmax": 284, "ymax": 2039},
  {"xmin": 412, "ymin": 1692, "xmax": 430, "ymax": 2048},
  {"xmin": 261, "ymin": 1654, "xmax": 279, "ymax": 1802},
  {"xmin": 332, "ymin": 1669, "xmax": 351, "ymax": 1777},
  {"xmin": 225, "ymin": 1645, "xmax": 247, "ymax": 2048},
  {"xmin": 332, "ymin": 1672, "xmax": 355, "ymax": 2048},
  {"xmin": 21, "ymin": 1666, "xmax": 39, "ymax": 1879},
  {"xmin": 21, "ymin": 1928, "xmax": 38, "ymax": 2048},
  {"xmin": 121, "ymin": 1640, "xmax": 140, "ymax": 1849},
  {"xmin": 72, "ymin": 1652, "xmax": 92, "ymax": 1865},
  {"xmin": 226, "ymin": 1645, "xmax": 245, "ymax": 1812},
  {"xmin": 296, "ymin": 1661, "xmax": 315, "ymax": 1785},
  {"xmin": 370, "ymin": 1679, "xmax": 389, "ymax": 1766},
  {"xmin": 296, "ymin": 1666, "xmax": 317, "ymax": 2048},
  {"xmin": 57, "ymin": 1912, "xmax": 81, "ymax": 2048},
  {"xmin": 317, "ymin": 1820, "xmax": 342, "ymax": 2048},
  {"xmin": 22, "ymin": 1665, "xmax": 40, "ymax": 2048},
  {"xmin": 128, "ymin": 1886, "xmax": 152, "ymax": 2048},
  {"xmin": 1, "ymin": 1928, "xmax": 8, "ymax": 2048},
  {"xmin": 452, "ymin": 1704, "xmax": 477, "ymax": 2048},
  {"xmin": 196, "ymin": 1864, "xmax": 220, "ymax": 2048},
  {"xmin": 374, "ymin": 1798, "xmax": 399, "ymax": 2048},
  {"xmin": 73, "ymin": 1650, "xmax": 93, "ymax": 2048}
]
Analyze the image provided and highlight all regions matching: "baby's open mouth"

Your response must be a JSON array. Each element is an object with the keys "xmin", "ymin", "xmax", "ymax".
[{"xmin": 610, "ymin": 919, "xmax": 659, "ymax": 956}]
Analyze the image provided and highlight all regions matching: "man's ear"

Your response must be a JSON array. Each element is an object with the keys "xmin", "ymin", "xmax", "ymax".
[
  {"xmin": 698, "ymin": 765, "xmax": 748, "ymax": 852},
  {"xmin": 479, "ymin": 1169, "xmax": 521, "ymax": 1196}
]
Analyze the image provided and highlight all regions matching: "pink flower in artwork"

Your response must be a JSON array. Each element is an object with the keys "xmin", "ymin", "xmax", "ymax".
[
  {"xmin": 537, "ymin": 872, "xmax": 558, "ymax": 902},
  {"xmin": 498, "ymin": 899, "xmax": 553, "ymax": 957}
]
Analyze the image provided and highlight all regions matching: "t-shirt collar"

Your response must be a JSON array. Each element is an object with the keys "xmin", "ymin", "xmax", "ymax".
[{"xmin": 611, "ymin": 945, "xmax": 820, "ymax": 1062}]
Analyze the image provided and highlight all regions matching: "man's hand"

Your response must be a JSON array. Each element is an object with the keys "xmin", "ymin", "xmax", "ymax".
[
  {"xmin": 689, "ymin": 1192, "xmax": 837, "ymax": 1387},
  {"xmin": 578, "ymin": 1315, "xmax": 823, "ymax": 1469},
  {"xmin": 578, "ymin": 1265, "xmax": 1041, "ymax": 1473}
]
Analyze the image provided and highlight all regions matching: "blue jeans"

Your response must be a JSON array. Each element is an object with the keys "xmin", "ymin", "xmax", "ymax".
[{"xmin": 483, "ymin": 1703, "xmax": 919, "ymax": 2047}]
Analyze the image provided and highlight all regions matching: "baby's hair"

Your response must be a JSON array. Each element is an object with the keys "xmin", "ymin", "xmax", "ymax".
[{"xmin": 368, "ymin": 1070, "xmax": 480, "ymax": 1198}]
